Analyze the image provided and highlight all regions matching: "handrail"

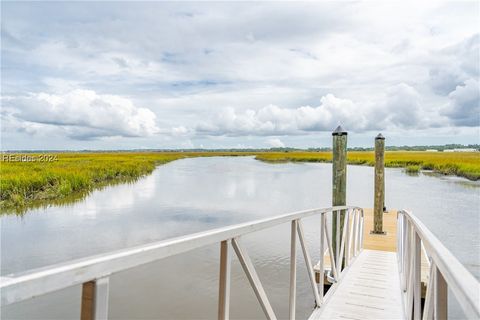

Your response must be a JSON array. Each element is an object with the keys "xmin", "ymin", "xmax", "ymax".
[
  {"xmin": 1, "ymin": 205, "xmax": 365, "ymax": 320},
  {"xmin": 397, "ymin": 210, "xmax": 480, "ymax": 320}
]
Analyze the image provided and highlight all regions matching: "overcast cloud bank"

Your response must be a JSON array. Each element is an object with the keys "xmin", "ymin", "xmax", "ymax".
[
  {"xmin": 1, "ymin": 2, "xmax": 479, "ymax": 149},
  {"xmin": 3, "ymin": 90, "xmax": 158, "ymax": 140}
]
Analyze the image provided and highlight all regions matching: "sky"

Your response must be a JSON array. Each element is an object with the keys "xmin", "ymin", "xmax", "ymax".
[{"xmin": 1, "ymin": 1, "xmax": 479, "ymax": 150}]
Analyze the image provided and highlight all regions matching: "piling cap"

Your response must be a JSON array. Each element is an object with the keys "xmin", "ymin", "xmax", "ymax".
[
  {"xmin": 332, "ymin": 125, "xmax": 348, "ymax": 136},
  {"xmin": 375, "ymin": 133, "xmax": 385, "ymax": 140}
]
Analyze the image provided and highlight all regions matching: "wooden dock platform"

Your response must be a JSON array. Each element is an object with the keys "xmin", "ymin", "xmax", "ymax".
[
  {"xmin": 310, "ymin": 250, "xmax": 404, "ymax": 320},
  {"xmin": 315, "ymin": 209, "xmax": 430, "ymax": 295},
  {"xmin": 362, "ymin": 208, "xmax": 397, "ymax": 252}
]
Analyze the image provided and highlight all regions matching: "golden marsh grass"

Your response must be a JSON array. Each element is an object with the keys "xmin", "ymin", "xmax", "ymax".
[
  {"xmin": 255, "ymin": 151, "xmax": 480, "ymax": 181},
  {"xmin": 0, "ymin": 152, "xmax": 253, "ymax": 213},
  {"xmin": 1, "ymin": 151, "xmax": 478, "ymax": 214}
]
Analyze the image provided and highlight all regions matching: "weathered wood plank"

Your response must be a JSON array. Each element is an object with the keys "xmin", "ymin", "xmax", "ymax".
[{"xmin": 310, "ymin": 250, "xmax": 404, "ymax": 320}]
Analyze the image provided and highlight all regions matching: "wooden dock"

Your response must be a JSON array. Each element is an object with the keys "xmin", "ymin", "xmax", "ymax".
[
  {"xmin": 315, "ymin": 208, "xmax": 430, "ymax": 296},
  {"xmin": 310, "ymin": 250, "xmax": 404, "ymax": 320},
  {"xmin": 362, "ymin": 208, "xmax": 397, "ymax": 252}
]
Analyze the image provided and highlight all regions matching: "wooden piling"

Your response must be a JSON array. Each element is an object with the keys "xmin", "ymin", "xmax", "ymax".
[
  {"xmin": 332, "ymin": 125, "xmax": 347, "ymax": 262},
  {"xmin": 373, "ymin": 133, "xmax": 385, "ymax": 234},
  {"xmin": 81, "ymin": 281, "xmax": 95, "ymax": 320}
]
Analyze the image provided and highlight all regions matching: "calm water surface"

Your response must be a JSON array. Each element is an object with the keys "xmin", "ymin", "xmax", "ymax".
[{"xmin": 2, "ymin": 157, "xmax": 479, "ymax": 319}]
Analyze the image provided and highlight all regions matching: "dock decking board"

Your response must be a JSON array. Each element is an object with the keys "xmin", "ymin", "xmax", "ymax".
[
  {"xmin": 362, "ymin": 209, "xmax": 397, "ymax": 252},
  {"xmin": 309, "ymin": 250, "xmax": 405, "ymax": 320},
  {"xmin": 362, "ymin": 209, "xmax": 430, "ymax": 292}
]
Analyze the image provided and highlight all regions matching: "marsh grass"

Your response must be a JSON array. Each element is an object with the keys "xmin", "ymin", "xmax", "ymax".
[
  {"xmin": 1, "ymin": 151, "xmax": 478, "ymax": 214},
  {"xmin": 255, "ymin": 151, "xmax": 480, "ymax": 181},
  {"xmin": 0, "ymin": 152, "xmax": 253, "ymax": 214},
  {"xmin": 405, "ymin": 165, "xmax": 421, "ymax": 174}
]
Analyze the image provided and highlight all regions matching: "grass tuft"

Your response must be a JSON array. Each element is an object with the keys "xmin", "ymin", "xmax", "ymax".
[
  {"xmin": 255, "ymin": 151, "xmax": 480, "ymax": 181},
  {"xmin": 405, "ymin": 165, "xmax": 421, "ymax": 174}
]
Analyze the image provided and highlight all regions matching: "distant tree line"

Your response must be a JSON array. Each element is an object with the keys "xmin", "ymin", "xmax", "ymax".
[{"xmin": 4, "ymin": 144, "xmax": 479, "ymax": 153}]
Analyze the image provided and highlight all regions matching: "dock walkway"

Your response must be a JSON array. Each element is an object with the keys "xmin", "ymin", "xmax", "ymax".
[
  {"xmin": 310, "ymin": 249, "xmax": 404, "ymax": 320},
  {"xmin": 315, "ymin": 209, "xmax": 430, "ymax": 296}
]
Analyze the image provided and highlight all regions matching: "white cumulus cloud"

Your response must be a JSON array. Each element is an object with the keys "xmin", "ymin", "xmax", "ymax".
[
  {"xmin": 266, "ymin": 138, "xmax": 285, "ymax": 148},
  {"xmin": 196, "ymin": 94, "xmax": 370, "ymax": 136},
  {"xmin": 443, "ymin": 79, "xmax": 480, "ymax": 127},
  {"xmin": 3, "ymin": 89, "xmax": 159, "ymax": 140},
  {"xmin": 195, "ymin": 89, "xmax": 440, "ymax": 136}
]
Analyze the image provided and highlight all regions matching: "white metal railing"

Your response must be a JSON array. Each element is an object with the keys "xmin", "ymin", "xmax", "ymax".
[
  {"xmin": 397, "ymin": 210, "xmax": 480, "ymax": 320},
  {"xmin": 0, "ymin": 205, "xmax": 364, "ymax": 320}
]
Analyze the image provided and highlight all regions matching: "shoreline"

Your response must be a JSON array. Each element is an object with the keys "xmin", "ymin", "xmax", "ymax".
[
  {"xmin": 254, "ymin": 152, "xmax": 480, "ymax": 181},
  {"xmin": 256, "ymin": 157, "xmax": 479, "ymax": 181},
  {"xmin": 1, "ymin": 151, "xmax": 478, "ymax": 214}
]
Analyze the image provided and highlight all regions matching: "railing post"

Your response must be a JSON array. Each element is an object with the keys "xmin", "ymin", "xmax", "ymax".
[
  {"xmin": 402, "ymin": 215, "xmax": 408, "ymax": 291},
  {"xmin": 81, "ymin": 278, "xmax": 109, "ymax": 320},
  {"xmin": 332, "ymin": 125, "xmax": 347, "ymax": 265},
  {"xmin": 351, "ymin": 210, "xmax": 357, "ymax": 258},
  {"xmin": 414, "ymin": 233, "xmax": 421, "ymax": 320},
  {"xmin": 345, "ymin": 210, "xmax": 352, "ymax": 264},
  {"xmin": 319, "ymin": 213, "xmax": 325, "ymax": 301},
  {"xmin": 398, "ymin": 214, "xmax": 404, "ymax": 277},
  {"xmin": 218, "ymin": 240, "xmax": 231, "ymax": 320},
  {"xmin": 81, "ymin": 281, "xmax": 95, "ymax": 320},
  {"xmin": 434, "ymin": 267, "xmax": 448, "ymax": 320},
  {"xmin": 372, "ymin": 133, "xmax": 386, "ymax": 234},
  {"xmin": 289, "ymin": 220, "xmax": 297, "ymax": 320},
  {"xmin": 359, "ymin": 209, "xmax": 364, "ymax": 250},
  {"xmin": 406, "ymin": 223, "xmax": 414, "ymax": 318}
]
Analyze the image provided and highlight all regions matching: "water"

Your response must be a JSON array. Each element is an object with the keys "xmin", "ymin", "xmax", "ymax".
[{"xmin": 2, "ymin": 157, "xmax": 479, "ymax": 319}]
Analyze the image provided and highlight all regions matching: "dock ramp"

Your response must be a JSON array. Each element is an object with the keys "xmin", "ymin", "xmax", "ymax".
[{"xmin": 310, "ymin": 250, "xmax": 404, "ymax": 320}]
